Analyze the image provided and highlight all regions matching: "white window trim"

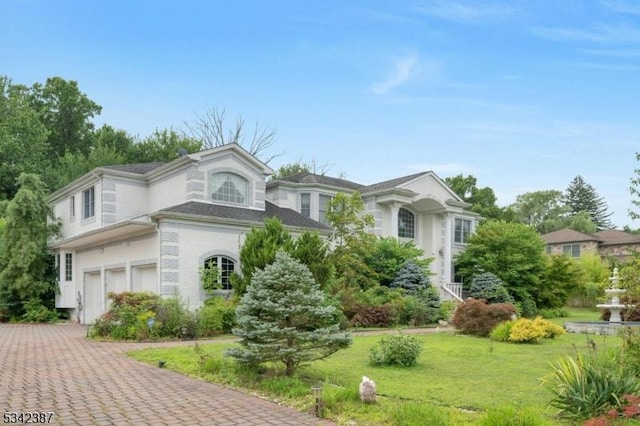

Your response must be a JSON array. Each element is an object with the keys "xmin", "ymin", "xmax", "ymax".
[
  {"xmin": 454, "ymin": 217, "xmax": 472, "ymax": 245},
  {"xmin": 82, "ymin": 187, "xmax": 95, "ymax": 220},
  {"xmin": 208, "ymin": 171, "xmax": 250, "ymax": 206}
]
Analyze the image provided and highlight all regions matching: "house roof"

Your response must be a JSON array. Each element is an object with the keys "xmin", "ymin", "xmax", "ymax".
[
  {"xmin": 101, "ymin": 162, "xmax": 167, "ymax": 174},
  {"xmin": 156, "ymin": 200, "xmax": 330, "ymax": 230},
  {"xmin": 541, "ymin": 227, "xmax": 640, "ymax": 247},
  {"xmin": 360, "ymin": 172, "xmax": 430, "ymax": 194},
  {"xmin": 594, "ymin": 229, "xmax": 640, "ymax": 246},
  {"xmin": 269, "ymin": 171, "xmax": 436, "ymax": 195},
  {"xmin": 540, "ymin": 228, "xmax": 603, "ymax": 244},
  {"xmin": 270, "ymin": 172, "xmax": 364, "ymax": 190}
]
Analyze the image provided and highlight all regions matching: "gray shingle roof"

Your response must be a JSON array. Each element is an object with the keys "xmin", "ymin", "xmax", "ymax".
[
  {"xmin": 594, "ymin": 229, "xmax": 640, "ymax": 246},
  {"xmin": 270, "ymin": 172, "xmax": 364, "ymax": 190},
  {"xmin": 361, "ymin": 172, "xmax": 430, "ymax": 194},
  {"xmin": 541, "ymin": 228, "xmax": 640, "ymax": 247},
  {"xmin": 158, "ymin": 201, "xmax": 330, "ymax": 230},
  {"xmin": 541, "ymin": 228, "xmax": 603, "ymax": 244},
  {"xmin": 102, "ymin": 162, "xmax": 166, "ymax": 174}
]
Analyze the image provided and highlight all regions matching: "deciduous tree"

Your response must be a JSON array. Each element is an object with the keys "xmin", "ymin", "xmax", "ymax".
[
  {"xmin": 455, "ymin": 220, "xmax": 546, "ymax": 315},
  {"xmin": 129, "ymin": 128, "xmax": 202, "ymax": 163},
  {"xmin": 510, "ymin": 190, "xmax": 569, "ymax": 233},
  {"xmin": 184, "ymin": 107, "xmax": 279, "ymax": 163},
  {"xmin": 29, "ymin": 77, "xmax": 102, "ymax": 157},
  {"xmin": 444, "ymin": 174, "xmax": 506, "ymax": 220},
  {"xmin": 0, "ymin": 77, "xmax": 51, "ymax": 199},
  {"xmin": 270, "ymin": 159, "xmax": 333, "ymax": 180}
]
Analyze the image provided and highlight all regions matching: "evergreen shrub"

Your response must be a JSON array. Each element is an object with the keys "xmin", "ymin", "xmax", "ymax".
[{"xmin": 468, "ymin": 272, "xmax": 512, "ymax": 304}]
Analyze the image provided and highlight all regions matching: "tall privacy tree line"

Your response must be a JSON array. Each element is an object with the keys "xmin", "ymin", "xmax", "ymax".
[
  {"xmin": 0, "ymin": 75, "xmax": 279, "ymax": 201},
  {"xmin": 445, "ymin": 173, "xmax": 614, "ymax": 233}
]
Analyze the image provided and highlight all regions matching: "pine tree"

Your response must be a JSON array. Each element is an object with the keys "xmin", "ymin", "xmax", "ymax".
[
  {"xmin": 226, "ymin": 251, "xmax": 351, "ymax": 376},
  {"xmin": 565, "ymin": 175, "xmax": 614, "ymax": 230},
  {"xmin": 468, "ymin": 272, "xmax": 513, "ymax": 304},
  {"xmin": 390, "ymin": 261, "xmax": 430, "ymax": 293}
]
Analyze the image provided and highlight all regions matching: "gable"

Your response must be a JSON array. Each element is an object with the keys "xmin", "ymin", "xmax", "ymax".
[{"xmin": 396, "ymin": 172, "xmax": 462, "ymax": 205}]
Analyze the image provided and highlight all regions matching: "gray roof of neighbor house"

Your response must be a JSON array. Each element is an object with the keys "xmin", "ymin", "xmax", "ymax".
[
  {"xmin": 540, "ymin": 229, "xmax": 603, "ymax": 244},
  {"xmin": 594, "ymin": 229, "xmax": 640, "ymax": 246},
  {"xmin": 541, "ymin": 228, "xmax": 640, "ymax": 247},
  {"xmin": 269, "ymin": 172, "xmax": 364, "ymax": 190},
  {"xmin": 156, "ymin": 200, "xmax": 330, "ymax": 230},
  {"xmin": 102, "ymin": 162, "xmax": 167, "ymax": 174},
  {"xmin": 360, "ymin": 172, "xmax": 430, "ymax": 194}
]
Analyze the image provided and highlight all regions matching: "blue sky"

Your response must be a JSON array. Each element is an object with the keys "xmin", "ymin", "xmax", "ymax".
[{"xmin": 3, "ymin": 1, "xmax": 640, "ymax": 228}]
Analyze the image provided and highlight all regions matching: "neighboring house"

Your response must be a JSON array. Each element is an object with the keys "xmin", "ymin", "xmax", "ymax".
[
  {"xmin": 48, "ymin": 143, "xmax": 478, "ymax": 324},
  {"xmin": 541, "ymin": 228, "xmax": 640, "ymax": 262}
]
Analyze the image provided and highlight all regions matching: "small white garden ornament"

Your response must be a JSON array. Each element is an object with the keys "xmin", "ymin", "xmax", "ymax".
[{"xmin": 359, "ymin": 376, "xmax": 377, "ymax": 403}]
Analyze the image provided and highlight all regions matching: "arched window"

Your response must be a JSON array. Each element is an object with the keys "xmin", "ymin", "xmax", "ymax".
[
  {"xmin": 398, "ymin": 208, "xmax": 415, "ymax": 239},
  {"xmin": 202, "ymin": 256, "xmax": 235, "ymax": 291},
  {"xmin": 210, "ymin": 172, "xmax": 248, "ymax": 204}
]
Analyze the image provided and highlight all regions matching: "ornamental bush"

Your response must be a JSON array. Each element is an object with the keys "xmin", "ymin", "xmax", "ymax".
[
  {"xmin": 468, "ymin": 272, "xmax": 512, "ymax": 304},
  {"xmin": 369, "ymin": 332, "xmax": 423, "ymax": 367},
  {"xmin": 533, "ymin": 316, "xmax": 565, "ymax": 339},
  {"xmin": 451, "ymin": 298, "xmax": 517, "ymax": 337},
  {"xmin": 508, "ymin": 318, "xmax": 546, "ymax": 343},
  {"xmin": 88, "ymin": 292, "xmax": 196, "ymax": 340},
  {"xmin": 489, "ymin": 321, "xmax": 514, "ymax": 342}
]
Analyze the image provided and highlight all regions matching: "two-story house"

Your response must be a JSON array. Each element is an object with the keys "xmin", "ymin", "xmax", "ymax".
[{"xmin": 48, "ymin": 143, "xmax": 478, "ymax": 323}]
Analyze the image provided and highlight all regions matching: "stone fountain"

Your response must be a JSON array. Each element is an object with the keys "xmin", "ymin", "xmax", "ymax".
[
  {"xmin": 565, "ymin": 267, "xmax": 638, "ymax": 335},
  {"xmin": 596, "ymin": 268, "xmax": 628, "ymax": 323}
]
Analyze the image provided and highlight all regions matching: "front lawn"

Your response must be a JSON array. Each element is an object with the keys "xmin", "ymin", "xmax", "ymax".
[{"xmin": 128, "ymin": 309, "xmax": 621, "ymax": 425}]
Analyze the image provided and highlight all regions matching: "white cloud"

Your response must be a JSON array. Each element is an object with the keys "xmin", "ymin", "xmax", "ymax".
[
  {"xmin": 414, "ymin": 1, "xmax": 514, "ymax": 23},
  {"xmin": 579, "ymin": 48, "xmax": 640, "ymax": 58},
  {"xmin": 531, "ymin": 24, "xmax": 640, "ymax": 44},
  {"xmin": 371, "ymin": 52, "xmax": 423, "ymax": 95},
  {"xmin": 602, "ymin": 0, "xmax": 640, "ymax": 15}
]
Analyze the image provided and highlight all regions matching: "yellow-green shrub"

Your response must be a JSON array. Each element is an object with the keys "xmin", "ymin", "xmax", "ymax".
[
  {"xmin": 508, "ymin": 318, "xmax": 546, "ymax": 343},
  {"xmin": 490, "ymin": 320, "xmax": 514, "ymax": 342},
  {"xmin": 533, "ymin": 316, "xmax": 565, "ymax": 338}
]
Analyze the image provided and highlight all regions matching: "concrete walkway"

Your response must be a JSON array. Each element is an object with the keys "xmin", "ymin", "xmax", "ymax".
[{"xmin": 0, "ymin": 324, "xmax": 334, "ymax": 425}]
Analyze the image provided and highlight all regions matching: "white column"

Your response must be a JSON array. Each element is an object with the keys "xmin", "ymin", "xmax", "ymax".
[
  {"xmin": 442, "ymin": 213, "xmax": 452, "ymax": 284},
  {"xmin": 390, "ymin": 203, "xmax": 400, "ymax": 239}
]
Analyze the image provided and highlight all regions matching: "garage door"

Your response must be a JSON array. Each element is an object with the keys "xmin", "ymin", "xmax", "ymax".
[
  {"xmin": 105, "ymin": 268, "xmax": 126, "ymax": 310},
  {"xmin": 132, "ymin": 264, "xmax": 157, "ymax": 293},
  {"xmin": 83, "ymin": 271, "xmax": 102, "ymax": 324}
]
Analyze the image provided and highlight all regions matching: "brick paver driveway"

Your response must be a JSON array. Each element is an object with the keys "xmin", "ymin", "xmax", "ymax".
[{"xmin": 0, "ymin": 324, "xmax": 334, "ymax": 425}]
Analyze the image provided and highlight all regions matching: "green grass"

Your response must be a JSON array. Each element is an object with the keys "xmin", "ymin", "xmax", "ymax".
[{"xmin": 127, "ymin": 308, "xmax": 618, "ymax": 425}]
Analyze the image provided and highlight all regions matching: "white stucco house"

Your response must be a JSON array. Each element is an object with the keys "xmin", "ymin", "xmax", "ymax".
[{"xmin": 48, "ymin": 143, "xmax": 478, "ymax": 324}]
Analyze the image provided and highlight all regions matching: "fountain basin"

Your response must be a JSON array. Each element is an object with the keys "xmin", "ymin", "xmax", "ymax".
[{"xmin": 565, "ymin": 321, "xmax": 640, "ymax": 335}]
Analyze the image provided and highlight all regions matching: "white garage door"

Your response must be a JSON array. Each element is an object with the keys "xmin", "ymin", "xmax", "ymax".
[
  {"xmin": 132, "ymin": 264, "xmax": 157, "ymax": 293},
  {"xmin": 105, "ymin": 268, "xmax": 127, "ymax": 310},
  {"xmin": 83, "ymin": 271, "xmax": 103, "ymax": 324}
]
